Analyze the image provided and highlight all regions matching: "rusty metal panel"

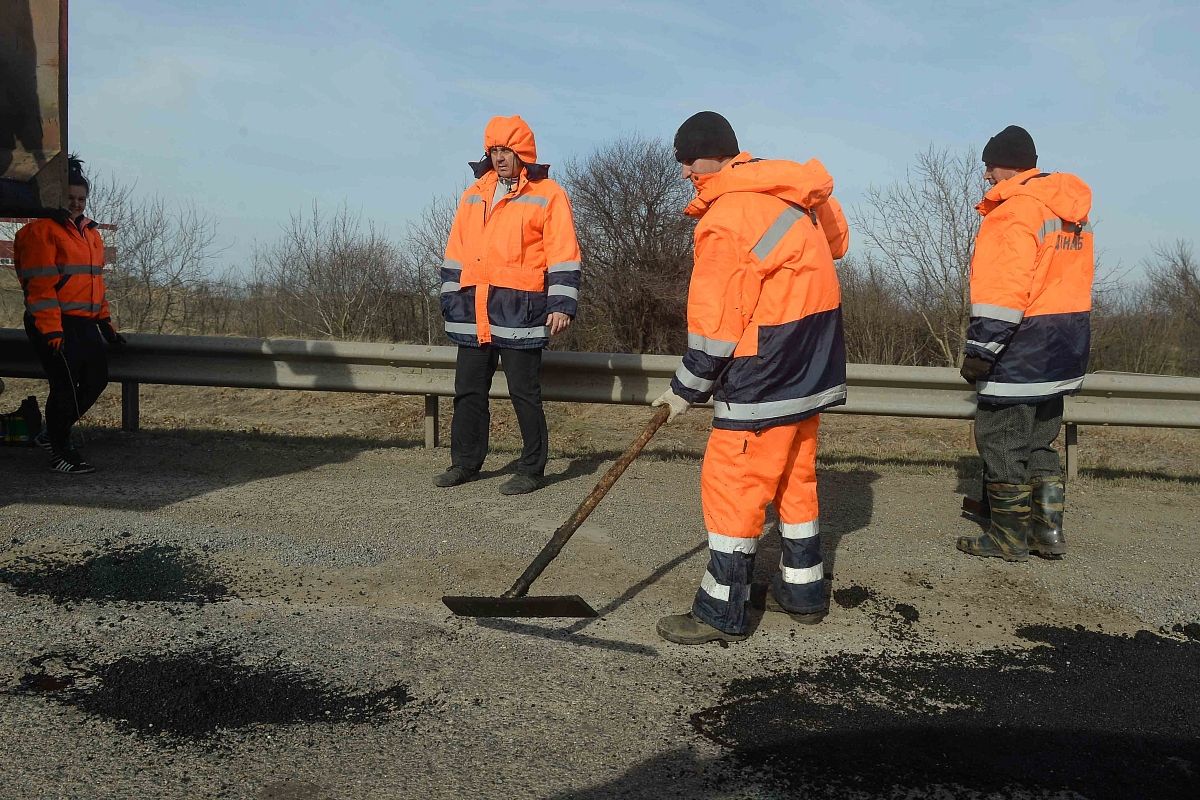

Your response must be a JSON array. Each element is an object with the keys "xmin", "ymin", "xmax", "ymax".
[{"xmin": 0, "ymin": 0, "xmax": 68, "ymax": 216}]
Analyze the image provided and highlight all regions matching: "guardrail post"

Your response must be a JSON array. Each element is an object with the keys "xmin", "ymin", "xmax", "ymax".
[
  {"xmin": 424, "ymin": 394, "xmax": 438, "ymax": 449},
  {"xmin": 1064, "ymin": 423, "xmax": 1078, "ymax": 483},
  {"xmin": 121, "ymin": 381, "xmax": 140, "ymax": 432}
]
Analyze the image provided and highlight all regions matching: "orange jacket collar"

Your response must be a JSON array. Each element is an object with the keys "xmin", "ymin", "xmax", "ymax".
[
  {"xmin": 977, "ymin": 168, "xmax": 1092, "ymax": 221},
  {"xmin": 684, "ymin": 152, "xmax": 835, "ymax": 218}
]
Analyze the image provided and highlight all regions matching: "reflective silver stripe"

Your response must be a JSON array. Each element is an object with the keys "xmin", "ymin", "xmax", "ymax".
[
  {"xmin": 60, "ymin": 302, "xmax": 103, "ymax": 312},
  {"xmin": 971, "ymin": 303, "xmax": 1024, "ymax": 323},
  {"xmin": 547, "ymin": 285, "xmax": 578, "ymax": 300},
  {"xmin": 752, "ymin": 205, "xmax": 807, "ymax": 261},
  {"xmin": 18, "ymin": 265, "xmax": 58, "ymax": 277},
  {"xmin": 714, "ymin": 384, "xmax": 846, "ymax": 422},
  {"xmin": 674, "ymin": 363, "xmax": 714, "ymax": 393},
  {"xmin": 977, "ymin": 376, "xmax": 1085, "ymax": 397},
  {"xmin": 60, "ymin": 264, "xmax": 102, "ymax": 275},
  {"xmin": 780, "ymin": 520, "xmax": 818, "ymax": 540},
  {"xmin": 442, "ymin": 259, "xmax": 462, "ymax": 273},
  {"xmin": 1038, "ymin": 218, "xmax": 1061, "ymax": 242},
  {"xmin": 780, "ymin": 560, "xmax": 823, "ymax": 585},
  {"xmin": 464, "ymin": 196, "xmax": 482, "ymax": 205},
  {"xmin": 708, "ymin": 532, "xmax": 758, "ymax": 554},
  {"xmin": 700, "ymin": 570, "xmax": 731, "ymax": 602},
  {"xmin": 444, "ymin": 321, "xmax": 550, "ymax": 339},
  {"xmin": 687, "ymin": 333, "xmax": 737, "ymax": 358},
  {"xmin": 27, "ymin": 298, "xmax": 59, "ymax": 312},
  {"xmin": 490, "ymin": 324, "xmax": 549, "ymax": 340},
  {"xmin": 440, "ymin": 282, "xmax": 461, "ymax": 294},
  {"xmin": 510, "ymin": 195, "xmax": 548, "ymax": 207},
  {"xmin": 966, "ymin": 339, "xmax": 1005, "ymax": 354},
  {"xmin": 547, "ymin": 260, "xmax": 581, "ymax": 274}
]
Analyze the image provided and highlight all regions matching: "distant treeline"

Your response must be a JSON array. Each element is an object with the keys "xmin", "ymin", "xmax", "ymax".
[{"xmin": 2, "ymin": 138, "xmax": 1196, "ymax": 376}]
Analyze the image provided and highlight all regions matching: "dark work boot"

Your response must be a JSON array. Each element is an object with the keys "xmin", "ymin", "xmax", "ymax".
[
  {"xmin": 433, "ymin": 465, "xmax": 478, "ymax": 488},
  {"xmin": 1029, "ymin": 477, "xmax": 1067, "ymax": 559},
  {"xmin": 957, "ymin": 483, "xmax": 1031, "ymax": 562},
  {"xmin": 656, "ymin": 612, "xmax": 749, "ymax": 645}
]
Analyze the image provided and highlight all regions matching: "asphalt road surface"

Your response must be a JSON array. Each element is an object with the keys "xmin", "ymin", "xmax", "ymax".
[{"xmin": 1, "ymin": 425, "xmax": 1198, "ymax": 799}]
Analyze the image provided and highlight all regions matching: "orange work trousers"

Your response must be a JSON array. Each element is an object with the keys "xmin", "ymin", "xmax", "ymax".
[{"xmin": 692, "ymin": 417, "xmax": 825, "ymax": 634}]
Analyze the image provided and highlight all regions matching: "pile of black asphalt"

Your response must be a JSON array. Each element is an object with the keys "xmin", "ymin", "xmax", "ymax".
[
  {"xmin": 693, "ymin": 623, "xmax": 1200, "ymax": 799},
  {"xmin": 0, "ymin": 538, "xmax": 231, "ymax": 604},
  {"xmin": 15, "ymin": 647, "xmax": 413, "ymax": 740}
]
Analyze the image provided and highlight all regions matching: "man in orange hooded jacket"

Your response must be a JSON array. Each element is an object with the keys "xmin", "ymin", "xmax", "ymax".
[
  {"xmin": 652, "ymin": 112, "xmax": 849, "ymax": 645},
  {"xmin": 957, "ymin": 126, "xmax": 1094, "ymax": 562},
  {"xmin": 434, "ymin": 116, "xmax": 581, "ymax": 495}
]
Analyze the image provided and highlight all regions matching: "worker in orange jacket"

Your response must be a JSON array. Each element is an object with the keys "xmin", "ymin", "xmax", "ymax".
[
  {"xmin": 434, "ymin": 116, "xmax": 581, "ymax": 495},
  {"xmin": 958, "ymin": 126, "xmax": 1094, "ymax": 562},
  {"xmin": 15, "ymin": 156, "xmax": 124, "ymax": 473},
  {"xmin": 652, "ymin": 112, "xmax": 849, "ymax": 645}
]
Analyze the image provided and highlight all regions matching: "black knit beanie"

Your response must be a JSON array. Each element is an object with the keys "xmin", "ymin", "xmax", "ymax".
[
  {"xmin": 982, "ymin": 125, "xmax": 1037, "ymax": 169},
  {"xmin": 674, "ymin": 111, "xmax": 739, "ymax": 164}
]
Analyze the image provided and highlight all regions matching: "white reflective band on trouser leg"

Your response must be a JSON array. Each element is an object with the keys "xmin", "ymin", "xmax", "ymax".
[
  {"xmin": 780, "ymin": 520, "xmax": 818, "ymax": 540},
  {"xmin": 674, "ymin": 363, "xmax": 714, "ymax": 393},
  {"xmin": 700, "ymin": 570, "xmax": 731, "ymax": 602},
  {"xmin": 708, "ymin": 532, "xmax": 759, "ymax": 554},
  {"xmin": 780, "ymin": 561, "xmax": 823, "ymax": 585},
  {"xmin": 970, "ymin": 303, "xmax": 1024, "ymax": 323}
]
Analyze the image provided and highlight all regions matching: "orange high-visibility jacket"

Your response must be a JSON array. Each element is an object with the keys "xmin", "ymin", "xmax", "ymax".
[
  {"xmin": 670, "ymin": 153, "xmax": 848, "ymax": 431},
  {"xmin": 440, "ymin": 115, "xmax": 581, "ymax": 349},
  {"xmin": 966, "ymin": 168, "xmax": 1094, "ymax": 403},
  {"xmin": 14, "ymin": 215, "xmax": 110, "ymax": 343}
]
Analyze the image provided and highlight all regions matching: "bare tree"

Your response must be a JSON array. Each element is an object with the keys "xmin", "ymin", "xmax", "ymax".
[
  {"xmin": 253, "ymin": 202, "xmax": 399, "ymax": 341},
  {"xmin": 398, "ymin": 192, "xmax": 458, "ymax": 344},
  {"xmin": 853, "ymin": 148, "xmax": 984, "ymax": 366},
  {"xmin": 559, "ymin": 134, "xmax": 695, "ymax": 353}
]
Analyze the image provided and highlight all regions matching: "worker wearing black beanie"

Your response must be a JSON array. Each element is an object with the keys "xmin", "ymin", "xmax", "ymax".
[
  {"xmin": 673, "ymin": 111, "xmax": 740, "ymax": 164},
  {"xmin": 981, "ymin": 125, "xmax": 1037, "ymax": 169}
]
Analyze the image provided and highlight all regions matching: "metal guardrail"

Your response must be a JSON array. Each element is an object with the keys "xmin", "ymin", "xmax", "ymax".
[{"xmin": 3, "ymin": 329, "xmax": 1199, "ymax": 479}]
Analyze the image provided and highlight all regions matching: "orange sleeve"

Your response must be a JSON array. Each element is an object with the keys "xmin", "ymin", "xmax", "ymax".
[
  {"xmin": 14, "ymin": 222, "xmax": 64, "ymax": 340},
  {"xmin": 542, "ymin": 185, "xmax": 582, "ymax": 316},
  {"xmin": 816, "ymin": 196, "xmax": 850, "ymax": 260},
  {"xmin": 970, "ymin": 203, "xmax": 1039, "ymax": 315}
]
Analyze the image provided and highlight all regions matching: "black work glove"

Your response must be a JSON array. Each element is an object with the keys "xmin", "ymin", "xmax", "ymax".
[
  {"xmin": 100, "ymin": 320, "xmax": 127, "ymax": 348},
  {"xmin": 960, "ymin": 355, "xmax": 992, "ymax": 384}
]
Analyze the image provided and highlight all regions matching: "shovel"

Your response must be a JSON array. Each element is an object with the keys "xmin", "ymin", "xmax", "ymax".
[{"xmin": 442, "ymin": 405, "xmax": 671, "ymax": 618}]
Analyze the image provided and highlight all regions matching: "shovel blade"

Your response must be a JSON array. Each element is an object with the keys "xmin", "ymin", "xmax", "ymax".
[{"xmin": 441, "ymin": 594, "xmax": 598, "ymax": 618}]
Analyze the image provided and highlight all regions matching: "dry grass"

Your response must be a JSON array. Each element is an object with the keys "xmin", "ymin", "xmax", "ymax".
[{"xmin": 2, "ymin": 377, "xmax": 1196, "ymax": 490}]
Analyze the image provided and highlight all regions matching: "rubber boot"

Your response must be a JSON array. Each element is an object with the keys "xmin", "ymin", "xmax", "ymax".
[
  {"xmin": 1029, "ymin": 477, "xmax": 1067, "ymax": 559},
  {"xmin": 957, "ymin": 483, "xmax": 1031, "ymax": 562}
]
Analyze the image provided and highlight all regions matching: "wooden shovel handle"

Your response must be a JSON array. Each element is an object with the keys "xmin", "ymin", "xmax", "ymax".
[{"xmin": 502, "ymin": 405, "xmax": 672, "ymax": 599}]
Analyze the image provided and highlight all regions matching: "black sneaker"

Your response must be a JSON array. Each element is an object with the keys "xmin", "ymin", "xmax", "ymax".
[
  {"xmin": 49, "ymin": 449, "xmax": 95, "ymax": 474},
  {"xmin": 433, "ymin": 465, "xmax": 478, "ymax": 488},
  {"xmin": 33, "ymin": 429, "xmax": 53, "ymax": 451}
]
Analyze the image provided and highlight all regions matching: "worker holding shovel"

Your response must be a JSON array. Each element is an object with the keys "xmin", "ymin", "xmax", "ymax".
[{"xmin": 652, "ymin": 112, "xmax": 850, "ymax": 645}]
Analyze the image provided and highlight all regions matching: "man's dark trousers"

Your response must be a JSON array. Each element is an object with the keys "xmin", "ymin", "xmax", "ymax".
[
  {"xmin": 975, "ymin": 397, "xmax": 1064, "ymax": 485},
  {"xmin": 451, "ymin": 345, "xmax": 548, "ymax": 477},
  {"xmin": 23, "ymin": 314, "xmax": 110, "ymax": 451}
]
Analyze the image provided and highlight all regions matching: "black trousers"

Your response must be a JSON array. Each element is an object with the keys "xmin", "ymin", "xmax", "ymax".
[
  {"xmin": 975, "ymin": 397, "xmax": 1063, "ymax": 485},
  {"xmin": 24, "ymin": 314, "xmax": 110, "ymax": 450},
  {"xmin": 450, "ymin": 345, "xmax": 548, "ymax": 476}
]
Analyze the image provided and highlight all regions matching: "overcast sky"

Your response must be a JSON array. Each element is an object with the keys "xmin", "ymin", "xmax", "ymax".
[{"xmin": 71, "ymin": 0, "xmax": 1199, "ymax": 277}]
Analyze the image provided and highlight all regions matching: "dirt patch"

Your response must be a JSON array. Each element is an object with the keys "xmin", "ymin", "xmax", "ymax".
[
  {"xmin": 692, "ymin": 625, "xmax": 1200, "ymax": 798},
  {"xmin": 0, "ymin": 541, "xmax": 232, "ymax": 605},
  {"xmin": 14, "ymin": 648, "xmax": 413, "ymax": 740}
]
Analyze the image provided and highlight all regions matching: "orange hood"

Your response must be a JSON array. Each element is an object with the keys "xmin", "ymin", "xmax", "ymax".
[
  {"xmin": 978, "ymin": 168, "xmax": 1092, "ymax": 222},
  {"xmin": 684, "ymin": 152, "xmax": 834, "ymax": 218},
  {"xmin": 483, "ymin": 115, "xmax": 537, "ymax": 164}
]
